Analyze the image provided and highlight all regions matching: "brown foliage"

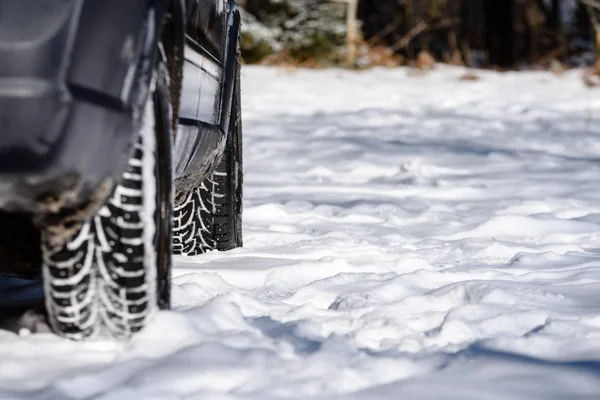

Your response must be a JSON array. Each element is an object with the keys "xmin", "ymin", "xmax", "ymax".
[
  {"xmin": 258, "ymin": 50, "xmax": 328, "ymax": 70},
  {"xmin": 415, "ymin": 50, "xmax": 436, "ymax": 70},
  {"xmin": 363, "ymin": 45, "xmax": 405, "ymax": 68}
]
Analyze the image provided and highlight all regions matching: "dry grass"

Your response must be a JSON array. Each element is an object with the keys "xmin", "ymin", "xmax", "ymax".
[
  {"xmin": 359, "ymin": 44, "xmax": 405, "ymax": 68},
  {"xmin": 458, "ymin": 71, "xmax": 481, "ymax": 81},
  {"xmin": 244, "ymin": 43, "xmax": 581, "ymax": 81},
  {"xmin": 444, "ymin": 50, "xmax": 465, "ymax": 66},
  {"xmin": 258, "ymin": 50, "xmax": 329, "ymax": 70},
  {"xmin": 415, "ymin": 50, "xmax": 436, "ymax": 70},
  {"xmin": 583, "ymin": 58, "xmax": 600, "ymax": 87},
  {"xmin": 549, "ymin": 59, "xmax": 567, "ymax": 76}
]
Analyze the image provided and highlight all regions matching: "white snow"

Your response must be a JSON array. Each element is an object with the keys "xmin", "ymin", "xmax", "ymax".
[{"xmin": 3, "ymin": 65, "xmax": 600, "ymax": 399}]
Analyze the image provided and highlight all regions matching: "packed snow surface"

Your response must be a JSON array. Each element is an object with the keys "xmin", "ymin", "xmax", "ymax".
[{"xmin": 3, "ymin": 65, "xmax": 600, "ymax": 399}]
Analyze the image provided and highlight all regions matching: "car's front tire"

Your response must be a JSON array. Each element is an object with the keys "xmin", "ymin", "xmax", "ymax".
[{"xmin": 40, "ymin": 62, "xmax": 173, "ymax": 340}]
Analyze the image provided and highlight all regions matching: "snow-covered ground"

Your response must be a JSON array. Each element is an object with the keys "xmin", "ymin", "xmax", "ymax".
[{"xmin": 3, "ymin": 65, "xmax": 600, "ymax": 399}]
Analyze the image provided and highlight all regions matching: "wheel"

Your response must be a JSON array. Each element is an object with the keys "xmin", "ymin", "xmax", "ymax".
[
  {"xmin": 172, "ymin": 55, "xmax": 243, "ymax": 256},
  {"xmin": 40, "ymin": 62, "xmax": 173, "ymax": 340}
]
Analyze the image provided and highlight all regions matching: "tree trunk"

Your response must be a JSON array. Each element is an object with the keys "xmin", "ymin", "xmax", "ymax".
[
  {"xmin": 486, "ymin": 0, "xmax": 516, "ymax": 68},
  {"xmin": 550, "ymin": 0, "xmax": 566, "ymax": 59},
  {"xmin": 405, "ymin": 0, "xmax": 415, "ymax": 58}
]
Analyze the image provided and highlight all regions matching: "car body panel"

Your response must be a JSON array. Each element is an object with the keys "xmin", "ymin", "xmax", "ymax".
[
  {"xmin": 172, "ymin": 0, "xmax": 240, "ymax": 196},
  {"xmin": 0, "ymin": 0, "xmax": 164, "ymax": 213},
  {"xmin": 0, "ymin": 0, "xmax": 241, "ymax": 211}
]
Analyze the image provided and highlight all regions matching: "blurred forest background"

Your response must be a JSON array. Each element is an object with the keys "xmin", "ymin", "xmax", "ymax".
[{"xmin": 237, "ymin": 0, "xmax": 600, "ymax": 70}]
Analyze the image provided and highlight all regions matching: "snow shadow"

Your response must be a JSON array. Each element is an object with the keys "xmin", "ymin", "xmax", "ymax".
[{"xmin": 245, "ymin": 107, "xmax": 600, "ymax": 164}]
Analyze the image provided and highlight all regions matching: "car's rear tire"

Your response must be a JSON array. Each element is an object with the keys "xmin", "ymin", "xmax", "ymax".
[
  {"xmin": 40, "ymin": 63, "xmax": 173, "ymax": 340},
  {"xmin": 172, "ymin": 55, "xmax": 242, "ymax": 256}
]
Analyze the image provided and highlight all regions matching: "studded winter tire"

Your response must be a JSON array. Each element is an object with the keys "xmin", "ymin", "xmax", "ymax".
[
  {"xmin": 172, "ymin": 55, "xmax": 242, "ymax": 256},
  {"xmin": 40, "ymin": 64, "xmax": 173, "ymax": 340}
]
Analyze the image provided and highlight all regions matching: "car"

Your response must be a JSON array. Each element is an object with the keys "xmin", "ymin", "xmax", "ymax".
[{"xmin": 0, "ymin": 0, "xmax": 243, "ymax": 340}]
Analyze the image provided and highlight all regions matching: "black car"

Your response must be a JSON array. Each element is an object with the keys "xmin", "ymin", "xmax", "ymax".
[{"xmin": 0, "ymin": 0, "xmax": 243, "ymax": 339}]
